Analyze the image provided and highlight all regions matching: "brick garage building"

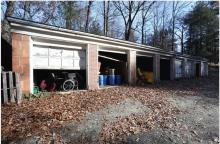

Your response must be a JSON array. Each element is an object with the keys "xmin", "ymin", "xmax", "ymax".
[{"xmin": 7, "ymin": 17, "xmax": 208, "ymax": 94}]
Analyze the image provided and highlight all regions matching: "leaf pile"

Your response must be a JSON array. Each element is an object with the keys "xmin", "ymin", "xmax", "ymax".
[
  {"xmin": 2, "ymin": 89, "xmax": 128, "ymax": 141},
  {"xmin": 2, "ymin": 74, "xmax": 216, "ymax": 142},
  {"xmin": 99, "ymin": 89, "xmax": 180, "ymax": 143}
]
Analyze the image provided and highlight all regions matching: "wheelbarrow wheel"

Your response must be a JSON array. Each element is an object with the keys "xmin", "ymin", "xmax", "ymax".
[{"xmin": 62, "ymin": 80, "xmax": 75, "ymax": 91}]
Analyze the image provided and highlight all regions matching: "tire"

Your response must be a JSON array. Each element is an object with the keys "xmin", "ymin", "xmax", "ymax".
[{"xmin": 62, "ymin": 80, "xmax": 75, "ymax": 91}]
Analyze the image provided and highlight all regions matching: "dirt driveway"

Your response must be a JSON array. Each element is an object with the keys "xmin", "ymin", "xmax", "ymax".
[{"xmin": 2, "ymin": 71, "xmax": 219, "ymax": 144}]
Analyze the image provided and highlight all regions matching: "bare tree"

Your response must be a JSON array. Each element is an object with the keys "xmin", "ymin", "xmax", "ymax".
[
  {"xmin": 141, "ymin": 1, "xmax": 155, "ymax": 44},
  {"xmin": 171, "ymin": 1, "xmax": 191, "ymax": 51},
  {"xmin": 152, "ymin": 3, "xmax": 162, "ymax": 47},
  {"xmin": 85, "ymin": 1, "xmax": 93, "ymax": 32},
  {"xmin": 42, "ymin": 1, "xmax": 56, "ymax": 24},
  {"xmin": 113, "ymin": 1, "xmax": 145, "ymax": 41},
  {"xmin": 61, "ymin": 1, "xmax": 77, "ymax": 29},
  {"xmin": 2, "ymin": 1, "xmax": 15, "ymax": 44},
  {"xmin": 103, "ymin": 1, "xmax": 110, "ymax": 36}
]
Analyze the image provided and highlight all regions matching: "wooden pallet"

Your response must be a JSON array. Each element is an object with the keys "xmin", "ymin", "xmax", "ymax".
[{"xmin": 1, "ymin": 71, "xmax": 22, "ymax": 104}]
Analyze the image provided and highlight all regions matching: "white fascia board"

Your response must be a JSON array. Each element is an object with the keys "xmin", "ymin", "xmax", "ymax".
[
  {"xmin": 10, "ymin": 21, "xmax": 207, "ymax": 62},
  {"xmin": 11, "ymin": 29, "xmax": 173, "ymax": 57},
  {"xmin": 10, "ymin": 23, "xmax": 174, "ymax": 56},
  {"xmin": 33, "ymin": 41, "xmax": 83, "ymax": 50},
  {"xmin": 11, "ymin": 23, "xmax": 164, "ymax": 51}
]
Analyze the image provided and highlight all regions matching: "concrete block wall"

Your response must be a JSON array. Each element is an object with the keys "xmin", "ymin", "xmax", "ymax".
[
  {"xmin": 12, "ymin": 32, "xmax": 30, "ymax": 94},
  {"xmin": 86, "ymin": 44, "xmax": 99, "ymax": 90}
]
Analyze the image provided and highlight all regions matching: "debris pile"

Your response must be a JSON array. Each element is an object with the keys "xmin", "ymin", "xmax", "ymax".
[{"xmin": 2, "ymin": 74, "xmax": 216, "ymax": 142}]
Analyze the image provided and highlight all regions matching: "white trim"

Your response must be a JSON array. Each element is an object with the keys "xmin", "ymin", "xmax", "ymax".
[
  {"xmin": 98, "ymin": 48, "xmax": 126, "ymax": 54},
  {"xmin": 11, "ymin": 29, "xmax": 174, "ymax": 57},
  {"xmin": 29, "ymin": 37, "xmax": 33, "ymax": 94},
  {"xmin": 9, "ymin": 20, "xmax": 207, "ymax": 62},
  {"xmin": 97, "ymin": 45, "xmax": 99, "ymax": 89},
  {"xmin": 33, "ymin": 41, "xmax": 83, "ymax": 50},
  {"xmin": 11, "ymin": 23, "xmax": 163, "ymax": 51},
  {"xmin": 32, "ymin": 67, "xmax": 85, "ymax": 70},
  {"xmin": 136, "ymin": 54, "xmax": 153, "ymax": 58},
  {"xmin": 98, "ymin": 55, "xmax": 121, "ymax": 62},
  {"xmin": 86, "ymin": 44, "xmax": 89, "ymax": 89}
]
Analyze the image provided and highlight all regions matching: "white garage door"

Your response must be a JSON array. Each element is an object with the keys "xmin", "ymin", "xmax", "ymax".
[{"xmin": 32, "ymin": 47, "xmax": 86, "ymax": 70}]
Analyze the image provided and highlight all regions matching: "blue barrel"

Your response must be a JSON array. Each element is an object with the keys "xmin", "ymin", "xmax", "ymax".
[
  {"xmin": 115, "ymin": 75, "xmax": 121, "ymax": 85},
  {"xmin": 108, "ymin": 75, "xmax": 115, "ymax": 85},
  {"xmin": 99, "ymin": 75, "xmax": 104, "ymax": 86},
  {"xmin": 103, "ymin": 75, "xmax": 107, "ymax": 85}
]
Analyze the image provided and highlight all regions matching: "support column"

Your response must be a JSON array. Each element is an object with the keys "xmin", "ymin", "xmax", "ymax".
[
  {"xmin": 127, "ymin": 50, "xmax": 136, "ymax": 85},
  {"xmin": 200, "ymin": 61, "xmax": 204, "ymax": 77},
  {"xmin": 12, "ymin": 33, "xmax": 30, "ymax": 94},
  {"xmin": 153, "ymin": 54, "xmax": 160, "ymax": 83},
  {"xmin": 170, "ymin": 57, "xmax": 175, "ymax": 80},
  {"xmin": 192, "ymin": 60, "xmax": 195, "ymax": 77},
  {"xmin": 86, "ymin": 44, "xmax": 99, "ymax": 90},
  {"xmin": 205, "ymin": 62, "xmax": 209, "ymax": 76},
  {"xmin": 182, "ymin": 58, "xmax": 187, "ymax": 78}
]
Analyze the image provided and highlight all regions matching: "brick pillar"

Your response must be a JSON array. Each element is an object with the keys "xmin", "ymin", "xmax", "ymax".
[
  {"xmin": 86, "ymin": 44, "xmax": 99, "ymax": 90},
  {"xmin": 127, "ymin": 50, "xmax": 136, "ymax": 85},
  {"xmin": 170, "ymin": 57, "xmax": 175, "ymax": 80},
  {"xmin": 153, "ymin": 54, "xmax": 160, "ymax": 83},
  {"xmin": 12, "ymin": 33, "xmax": 30, "ymax": 94}
]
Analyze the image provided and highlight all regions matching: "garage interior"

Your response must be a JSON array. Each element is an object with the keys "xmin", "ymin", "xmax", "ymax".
[
  {"xmin": 34, "ymin": 69, "xmax": 86, "ymax": 92},
  {"xmin": 136, "ymin": 56, "xmax": 154, "ymax": 84},
  {"xmin": 98, "ymin": 51, "xmax": 127, "ymax": 85},
  {"xmin": 160, "ymin": 58, "xmax": 171, "ymax": 80},
  {"xmin": 31, "ymin": 40, "xmax": 87, "ymax": 92}
]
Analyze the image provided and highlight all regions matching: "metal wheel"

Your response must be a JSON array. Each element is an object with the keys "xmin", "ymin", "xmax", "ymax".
[{"xmin": 62, "ymin": 80, "xmax": 75, "ymax": 91}]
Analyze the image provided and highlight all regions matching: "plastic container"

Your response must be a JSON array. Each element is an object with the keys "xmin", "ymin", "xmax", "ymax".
[
  {"xmin": 115, "ymin": 75, "xmax": 121, "ymax": 85},
  {"xmin": 103, "ymin": 75, "xmax": 107, "ymax": 85},
  {"xmin": 108, "ymin": 75, "xmax": 115, "ymax": 85},
  {"xmin": 33, "ymin": 86, "xmax": 39, "ymax": 94},
  {"xmin": 99, "ymin": 75, "xmax": 104, "ymax": 86}
]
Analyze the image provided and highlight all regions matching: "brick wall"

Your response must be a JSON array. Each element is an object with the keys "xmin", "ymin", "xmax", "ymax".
[
  {"xmin": 87, "ymin": 44, "xmax": 99, "ymax": 90},
  {"xmin": 12, "ymin": 33, "xmax": 30, "ymax": 93}
]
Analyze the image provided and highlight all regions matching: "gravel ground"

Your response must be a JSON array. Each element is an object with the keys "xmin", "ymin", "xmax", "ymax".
[{"xmin": 2, "ymin": 71, "xmax": 219, "ymax": 144}]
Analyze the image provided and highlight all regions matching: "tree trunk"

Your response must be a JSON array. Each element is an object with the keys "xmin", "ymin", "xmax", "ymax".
[
  {"xmin": 141, "ymin": 19, "xmax": 145, "ymax": 44},
  {"xmin": 171, "ymin": 1, "xmax": 175, "ymax": 52},
  {"xmin": 105, "ymin": 1, "xmax": 110, "ymax": 36},
  {"xmin": 125, "ymin": 1, "xmax": 132, "ymax": 41},
  {"xmin": 103, "ymin": 1, "xmax": 106, "ymax": 35},
  {"xmin": 85, "ymin": 1, "xmax": 93, "ymax": 32},
  {"xmin": 2, "ymin": 1, "xmax": 15, "ymax": 44},
  {"xmin": 181, "ymin": 25, "xmax": 184, "ymax": 54}
]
